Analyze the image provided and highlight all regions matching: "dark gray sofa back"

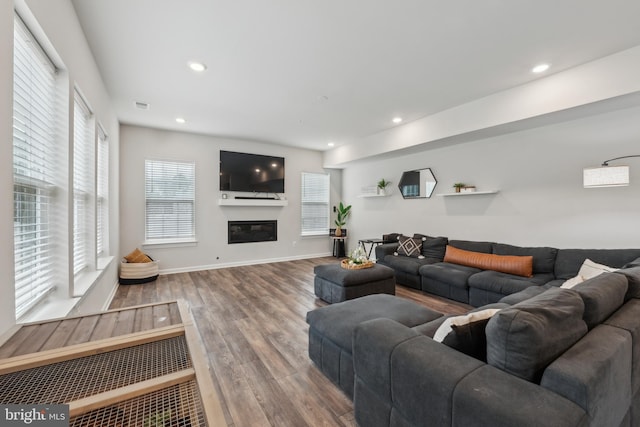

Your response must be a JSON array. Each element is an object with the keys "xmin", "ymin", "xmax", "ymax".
[
  {"xmin": 572, "ymin": 272, "xmax": 628, "ymax": 329},
  {"xmin": 492, "ymin": 243, "xmax": 558, "ymax": 274},
  {"xmin": 554, "ymin": 249, "xmax": 640, "ymax": 279},
  {"xmin": 449, "ymin": 240, "xmax": 493, "ymax": 254}
]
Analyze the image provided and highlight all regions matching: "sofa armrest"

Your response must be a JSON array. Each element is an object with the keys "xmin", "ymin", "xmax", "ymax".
[
  {"xmin": 375, "ymin": 242, "xmax": 399, "ymax": 260},
  {"xmin": 353, "ymin": 318, "xmax": 587, "ymax": 427}
]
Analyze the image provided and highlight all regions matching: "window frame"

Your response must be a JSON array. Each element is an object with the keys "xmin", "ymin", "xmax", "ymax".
[
  {"xmin": 300, "ymin": 172, "xmax": 330, "ymax": 237},
  {"xmin": 144, "ymin": 159, "xmax": 196, "ymax": 245},
  {"xmin": 12, "ymin": 13, "xmax": 60, "ymax": 319}
]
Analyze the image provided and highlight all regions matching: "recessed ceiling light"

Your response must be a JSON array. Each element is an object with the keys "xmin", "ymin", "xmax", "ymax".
[
  {"xmin": 188, "ymin": 61, "xmax": 207, "ymax": 72},
  {"xmin": 327, "ymin": 142, "xmax": 335, "ymax": 147},
  {"xmin": 255, "ymin": 168, "xmax": 261, "ymax": 173},
  {"xmin": 532, "ymin": 63, "xmax": 550, "ymax": 73},
  {"xmin": 175, "ymin": 117, "xmax": 186, "ymax": 124},
  {"xmin": 392, "ymin": 117, "xmax": 403, "ymax": 124}
]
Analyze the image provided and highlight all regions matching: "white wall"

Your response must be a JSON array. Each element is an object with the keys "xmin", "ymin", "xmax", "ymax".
[
  {"xmin": 120, "ymin": 125, "xmax": 339, "ymax": 272},
  {"xmin": 0, "ymin": 0, "xmax": 120, "ymax": 340},
  {"xmin": 342, "ymin": 105, "xmax": 640, "ymax": 252}
]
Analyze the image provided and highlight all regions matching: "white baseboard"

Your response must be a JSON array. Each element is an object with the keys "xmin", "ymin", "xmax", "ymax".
[
  {"xmin": 101, "ymin": 279, "xmax": 121, "ymax": 312},
  {"xmin": 158, "ymin": 252, "xmax": 333, "ymax": 275}
]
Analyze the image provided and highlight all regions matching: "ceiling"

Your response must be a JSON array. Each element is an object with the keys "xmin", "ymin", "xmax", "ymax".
[{"xmin": 71, "ymin": 0, "xmax": 640, "ymax": 151}]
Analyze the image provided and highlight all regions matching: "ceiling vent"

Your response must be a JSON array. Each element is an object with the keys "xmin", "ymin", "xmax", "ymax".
[{"xmin": 135, "ymin": 101, "xmax": 149, "ymax": 110}]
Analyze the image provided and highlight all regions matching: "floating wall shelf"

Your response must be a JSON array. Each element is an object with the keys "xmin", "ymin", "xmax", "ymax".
[
  {"xmin": 436, "ymin": 190, "xmax": 499, "ymax": 197},
  {"xmin": 357, "ymin": 193, "xmax": 389, "ymax": 198},
  {"xmin": 218, "ymin": 199, "xmax": 288, "ymax": 206}
]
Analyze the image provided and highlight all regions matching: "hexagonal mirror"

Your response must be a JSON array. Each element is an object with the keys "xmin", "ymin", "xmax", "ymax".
[{"xmin": 398, "ymin": 168, "xmax": 437, "ymax": 198}]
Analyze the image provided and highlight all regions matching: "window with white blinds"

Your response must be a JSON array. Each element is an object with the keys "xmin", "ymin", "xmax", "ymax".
[
  {"xmin": 73, "ymin": 91, "xmax": 94, "ymax": 275},
  {"xmin": 96, "ymin": 125, "xmax": 109, "ymax": 257},
  {"xmin": 301, "ymin": 172, "xmax": 330, "ymax": 236},
  {"xmin": 13, "ymin": 15, "xmax": 59, "ymax": 318},
  {"xmin": 145, "ymin": 160, "xmax": 196, "ymax": 241}
]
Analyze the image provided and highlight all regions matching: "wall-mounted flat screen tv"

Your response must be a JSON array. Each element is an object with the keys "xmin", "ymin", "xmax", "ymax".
[{"xmin": 219, "ymin": 150, "xmax": 285, "ymax": 193}]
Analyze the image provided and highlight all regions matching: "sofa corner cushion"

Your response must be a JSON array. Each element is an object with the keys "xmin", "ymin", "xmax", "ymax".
[
  {"xmin": 396, "ymin": 235, "xmax": 424, "ymax": 258},
  {"xmin": 444, "ymin": 245, "xmax": 533, "ymax": 278},
  {"xmin": 433, "ymin": 308, "xmax": 501, "ymax": 361},
  {"xmin": 486, "ymin": 287, "xmax": 588, "ymax": 383},
  {"xmin": 492, "ymin": 243, "xmax": 558, "ymax": 274},
  {"xmin": 413, "ymin": 234, "xmax": 448, "ymax": 260},
  {"xmin": 572, "ymin": 272, "xmax": 628, "ymax": 329},
  {"xmin": 619, "ymin": 266, "xmax": 640, "ymax": 300}
]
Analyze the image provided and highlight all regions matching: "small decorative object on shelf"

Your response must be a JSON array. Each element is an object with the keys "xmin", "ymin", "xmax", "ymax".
[
  {"xmin": 453, "ymin": 183, "xmax": 466, "ymax": 193},
  {"xmin": 377, "ymin": 178, "xmax": 391, "ymax": 195},
  {"xmin": 341, "ymin": 245, "xmax": 374, "ymax": 269},
  {"xmin": 461, "ymin": 185, "xmax": 476, "ymax": 193}
]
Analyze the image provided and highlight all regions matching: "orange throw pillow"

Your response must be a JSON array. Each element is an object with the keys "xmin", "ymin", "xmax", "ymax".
[
  {"xmin": 443, "ymin": 245, "xmax": 533, "ymax": 278},
  {"xmin": 124, "ymin": 248, "xmax": 152, "ymax": 263}
]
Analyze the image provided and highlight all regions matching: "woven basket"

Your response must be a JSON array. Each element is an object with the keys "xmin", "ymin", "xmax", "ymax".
[
  {"xmin": 341, "ymin": 259, "xmax": 374, "ymax": 270},
  {"xmin": 119, "ymin": 258, "xmax": 159, "ymax": 284}
]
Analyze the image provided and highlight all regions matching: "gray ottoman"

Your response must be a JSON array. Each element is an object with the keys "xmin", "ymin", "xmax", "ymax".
[
  {"xmin": 314, "ymin": 263, "xmax": 396, "ymax": 304},
  {"xmin": 306, "ymin": 294, "xmax": 443, "ymax": 398}
]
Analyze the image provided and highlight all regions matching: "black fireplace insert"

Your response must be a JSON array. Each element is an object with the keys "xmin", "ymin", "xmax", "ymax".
[{"xmin": 228, "ymin": 220, "xmax": 277, "ymax": 244}]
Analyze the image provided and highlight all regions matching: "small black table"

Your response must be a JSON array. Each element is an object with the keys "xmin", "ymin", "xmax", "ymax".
[{"xmin": 358, "ymin": 238, "xmax": 385, "ymax": 258}]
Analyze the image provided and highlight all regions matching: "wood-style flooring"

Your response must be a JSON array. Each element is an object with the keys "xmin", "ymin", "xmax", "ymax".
[{"xmin": 99, "ymin": 257, "xmax": 470, "ymax": 427}]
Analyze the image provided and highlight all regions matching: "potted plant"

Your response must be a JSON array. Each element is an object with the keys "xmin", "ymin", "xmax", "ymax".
[
  {"xmin": 453, "ymin": 182, "xmax": 465, "ymax": 193},
  {"xmin": 334, "ymin": 202, "xmax": 351, "ymax": 237},
  {"xmin": 377, "ymin": 178, "xmax": 391, "ymax": 195}
]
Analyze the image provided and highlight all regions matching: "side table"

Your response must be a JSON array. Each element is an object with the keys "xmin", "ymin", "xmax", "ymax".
[
  {"xmin": 331, "ymin": 236, "xmax": 346, "ymax": 257},
  {"xmin": 358, "ymin": 238, "xmax": 384, "ymax": 258}
]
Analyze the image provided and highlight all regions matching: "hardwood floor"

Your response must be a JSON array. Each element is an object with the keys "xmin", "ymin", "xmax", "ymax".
[{"xmin": 109, "ymin": 257, "xmax": 471, "ymax": 427}]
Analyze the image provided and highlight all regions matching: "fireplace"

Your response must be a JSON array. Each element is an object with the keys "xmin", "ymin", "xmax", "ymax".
[{"xmin": 228, "ymin": 220, "xmax": 277, "ymax": 244}]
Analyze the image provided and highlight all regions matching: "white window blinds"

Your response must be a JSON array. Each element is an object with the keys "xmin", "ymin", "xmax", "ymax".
[
  {"xmin": 96, "ymin": 125, "xmax": 109, "ymax": 257},
  {"xmin": 13, "ymin": 15, "xmax": 59, "ymax": 318},
  {"xmin": 301, "ymin": 172, "xmax": 330, "ymax": 236},
  {"xmin": 73, "ymin": 91, "xmax": 94, "ymax": 275},
  {"xmin": 145, "ymin": 160, "xmax": 196, "ymax": 241}
]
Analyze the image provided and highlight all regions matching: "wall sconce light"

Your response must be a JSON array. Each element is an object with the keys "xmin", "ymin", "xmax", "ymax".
[{"xmin": 583, "ymin": 155, "xmax": 640, "ymax": 188}]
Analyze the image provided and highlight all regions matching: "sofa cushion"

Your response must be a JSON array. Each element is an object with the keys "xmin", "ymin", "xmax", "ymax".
[
  {"xmin": 444, "ymin": 246, "xmax": 533, "ymax": 278},
  {"xmin": 571, "ymin": 272, "xmax": 628, "ymax": 329},
  {"xmin": 619, "ymin": 266, "xmax": 640, "ymax": 300},
  {"xmin": 383, "ymin": 254, "xmax": 437, "ymax": 276},
  {"xmin": 498, "ymin": 286, "xmax": 548, "ymax": 305},
  {"xmin": 413, "ymin": 234, "xmax": 448, "ymax": 260},
  {"xmin": 395, "ymin": 235, "xmax": 424, "ymax": 258},
  {"xmin": 468, "ymin": 270, "xmax": 553, "ymax": 297},
  {"xmin": 433, "ymin": 308, "xmax": 502, "ymax": 361},
  {"xmin": 313, "ymin": 263, "xmax": 395, "ymax": 286},
  {"xmin": 623, "ymin": 257, "xmax": 640, "ymax": 268},
  {"xmin": 306, "ymin": 294, "xmax": 442, "ymax": 352},
  {"xmin": 554, "ymin": 249, "xmax": 640, "ymax": 280},
  {"xmin": 486, "ymin": 287, "xmax": 588, "ymax": 383},
  {"xmin": 561, "ymin": 258, "xmax": 619, "ymax": 289},
  {"xmin": 419, "ymin": 262, "xmax": 481, "ymax": 288},
  {"xmin": 492, "ymin": 243, "xmax": 558, "ymax": 274}
]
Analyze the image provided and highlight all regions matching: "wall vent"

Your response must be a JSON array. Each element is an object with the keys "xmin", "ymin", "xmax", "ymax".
[{"xmin": 135, "ymin": 101, "xmax": 149, "ymax": 110}]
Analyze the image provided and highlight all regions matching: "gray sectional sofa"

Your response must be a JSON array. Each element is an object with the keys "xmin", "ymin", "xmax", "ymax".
[
  {"xmin": 306, "ymin": 261, "xmax": 640, "ymax": 426},
  {"xmin": 376, "ymin": 234, "xmax": 640, "ymax": 306}
]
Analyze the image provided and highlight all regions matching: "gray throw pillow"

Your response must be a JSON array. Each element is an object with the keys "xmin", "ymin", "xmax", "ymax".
[{"xmin": 486, "ymin": 287, "xmax": 588, "ymax": 383}]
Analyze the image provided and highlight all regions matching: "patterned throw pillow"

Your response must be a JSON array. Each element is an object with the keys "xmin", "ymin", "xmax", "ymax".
[{"xmin": 394, "ymin": 235, "xmax": 425, "ymax": 259}]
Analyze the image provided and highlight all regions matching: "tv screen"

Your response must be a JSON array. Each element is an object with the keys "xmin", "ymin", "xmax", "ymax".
[{"xmin": 219, "ymin": 150, "xmax": 285, "ymax": 193}]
